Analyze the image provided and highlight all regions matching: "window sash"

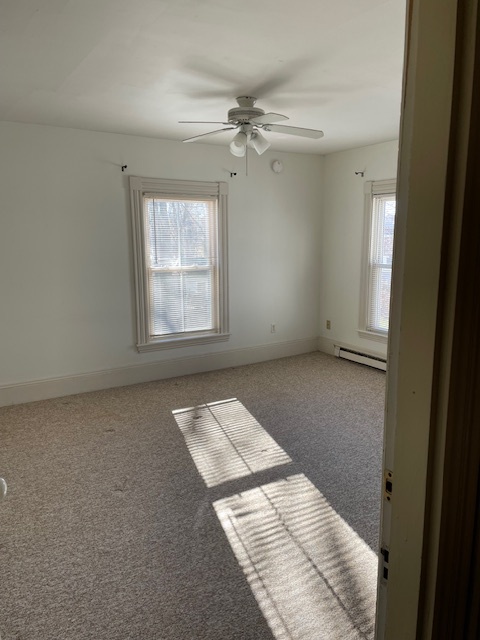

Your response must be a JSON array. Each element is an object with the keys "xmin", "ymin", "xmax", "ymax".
[
  {"xmin": 367, "ymin": 264, "xmax": 392, "ymax": 333},
  {"xmin": 144, "ymin": 196, "xmax": 219, "ymax": 339},
  {"xmin": 366, "ymin": 192, "xmax": 396, "ymax": 334}
]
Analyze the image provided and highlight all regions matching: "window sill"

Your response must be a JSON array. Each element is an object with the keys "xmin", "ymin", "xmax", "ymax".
[
  {"xmin": 357, "ymin": 329, "xmax": 388, "ymax": 344},
  {"xmin": 137, "ymin": 332, "xmax": 231, "ymax": 353}
]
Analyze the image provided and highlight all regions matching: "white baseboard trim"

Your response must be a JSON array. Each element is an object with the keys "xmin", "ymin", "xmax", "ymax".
[{"xmin": 0, "ymin": 337, "xmax": 319, "ymax": 407}]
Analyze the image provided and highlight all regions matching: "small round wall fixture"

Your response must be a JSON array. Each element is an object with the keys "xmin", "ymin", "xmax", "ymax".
[{"xmin": 272, "ymin": 160, "xmax": 283, "ymax": 173}]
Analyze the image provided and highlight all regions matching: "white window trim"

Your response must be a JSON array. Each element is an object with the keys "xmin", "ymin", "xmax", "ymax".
[
  {"xmin": 358, "ymin": 178, "xmax": 396, "ymax": 343},
  {"xmin": 130, "ymin": 176, "xmax": 230, "ymax": 352}
]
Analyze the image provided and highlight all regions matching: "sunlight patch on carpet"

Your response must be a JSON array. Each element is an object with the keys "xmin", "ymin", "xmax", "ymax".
[
  {"xmin": 173, "ymin": 398, "xmax": 292, "ymax": 487},
  {"xmin": 213, "ymin": 474, "xmax": 377, "ymax": 640}
]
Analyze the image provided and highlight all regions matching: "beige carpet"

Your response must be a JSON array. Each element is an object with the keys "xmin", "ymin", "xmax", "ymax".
[{"xmin": 0, "ymin": 352, "xmax": 385, "ymax": 639}]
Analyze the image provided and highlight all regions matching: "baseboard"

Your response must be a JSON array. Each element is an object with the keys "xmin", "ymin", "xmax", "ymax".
[{"xmin": 0, "ymin": 337, "xmax": 319, "ymax": 407}]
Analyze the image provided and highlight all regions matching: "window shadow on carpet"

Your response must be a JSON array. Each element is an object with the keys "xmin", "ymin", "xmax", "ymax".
[
  {"xmin": 173, "ymin": 398, "xmax": 292, "ymax": 487},
  {"xmin": 173, "ymin": 399, "xmax": 377, "ymax": 640}
]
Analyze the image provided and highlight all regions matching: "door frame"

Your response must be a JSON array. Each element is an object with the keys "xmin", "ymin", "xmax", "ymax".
[{"xmin": 376, "ymin": 0, "xmax": 480, "ymax": 637}]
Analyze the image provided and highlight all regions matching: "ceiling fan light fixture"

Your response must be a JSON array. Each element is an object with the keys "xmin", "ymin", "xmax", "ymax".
[
  {"xmin": 229, "ymin": 131, "xmax": 248, "ymax": 157},
  {"xmin": 250, "ymin": 130, "xmax": 271, "ymax": 155}
]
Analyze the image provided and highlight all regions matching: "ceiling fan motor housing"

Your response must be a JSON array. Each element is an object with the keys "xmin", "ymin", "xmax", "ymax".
[
  {"xmin": 228, "ymin": 96, "xmax": 264, "ymax": 123},
  {"xmin": 228, "ymin": 106, "xmax": 265, "ymax": 122}
]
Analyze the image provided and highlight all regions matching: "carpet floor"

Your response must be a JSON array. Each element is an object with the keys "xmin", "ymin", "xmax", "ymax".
[{"xmin": 0, "ymin": 351, "xmax": 385, "ymax": 640}]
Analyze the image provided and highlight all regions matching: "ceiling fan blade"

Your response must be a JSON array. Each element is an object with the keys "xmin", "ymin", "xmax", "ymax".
[
  {"xmin": 182, "ymin": 127, "xmax": 237, "ymax": 143},
  {"xmin": 179, "ymin": 121, "xmax": 230, "ymax": 124},
  {"xmin": 265, "ymin": 124, "xmax": 324, "ymax": 139},
  {"xmin": 250, "ymin": 112, "xmax": 289, "ymax": 125}
]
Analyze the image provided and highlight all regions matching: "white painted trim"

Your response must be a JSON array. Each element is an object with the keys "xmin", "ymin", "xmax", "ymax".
[
  {"xmin": 370, "ymin": 179, "xmax": 397, "ymax": 196},
  {"xmin": 359, "ymin": 179, "xmax": 396, "ymax": 336},
  {"xmin": 378, "ymin": 0, "xmax": 461, "ymax": 636},
  {"xmin": 0, "ymin": 337, "xmax": 319, "ymax": 407},
  {"xmin": 358, "ymin": 329, "xmax": 388, "ymax": 344},
  {"xmin": 129, "ymin": 176, "xmax": 229, "ymax": 351},
  {"xmin": 137, "ymin": 332, "xmax": 231, "ymax": 352}
]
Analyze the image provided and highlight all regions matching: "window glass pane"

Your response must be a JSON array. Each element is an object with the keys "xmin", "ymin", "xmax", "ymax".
[
  {"xmin": 146, "ymin": 199, "xmax": 213, "ymax": 269},
  {"xmin": 382, "ymin": 199, "xmax": 395, "ymax": 265},
  {"xmin": 180, "ymin": 202, "xmax": 211, "ymax": 268},
  {"xmin": 147, "ymin": 200, "xmax": 178, "ymax": 268},
  {"xmin": 150, "ymin": 272, "xmax": 184, "ymax": 335},
  {"xmin": 368, "ymin": 191, "xmax": 396, "ymax": 333},
  {"xmin": 183, "ymin": 271, "xmax": 213, "ymax": 331},
  {"xmin": 150, "ymin": 271, "xmax": 214, "ymax": 336},
  {"xmin": 145, "ymin": 197, "xmax": 217, "ymax": 338},
  {"xmin": 369, "ymin": 266, "xmax": 392, "ymax": 332}
]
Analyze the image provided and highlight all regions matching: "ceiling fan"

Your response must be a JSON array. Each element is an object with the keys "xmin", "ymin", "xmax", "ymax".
[{"xmin": 179, "ymin": 96, "xmax": 324, "ymax": 157}]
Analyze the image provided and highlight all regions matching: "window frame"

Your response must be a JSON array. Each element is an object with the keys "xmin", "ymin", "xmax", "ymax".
[
  {"xmin": 359, "ymin": 178, "xmax": 397, "ymax": 343},
  {"xmin": 130, "ymin": 176, "xmax": 229, "ymax": 352}
]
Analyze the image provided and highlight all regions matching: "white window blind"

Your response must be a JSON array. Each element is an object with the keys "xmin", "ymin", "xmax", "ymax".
[
  {"xmin": 144, "ymin": 196, "xmax": 218, "ymax": 337},
  {"xmin": 367, "ymin": 188, "xmax": 396, "ymax": 333}
]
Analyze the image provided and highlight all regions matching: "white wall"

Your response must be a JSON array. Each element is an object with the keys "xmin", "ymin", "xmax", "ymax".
[
  {"xmin": 318, "ymin": 140, "xmax": 399, "ymax": 357},
  {"xmin": 0, "ymin": 122, "xmax": 323, "ymax": 404}
]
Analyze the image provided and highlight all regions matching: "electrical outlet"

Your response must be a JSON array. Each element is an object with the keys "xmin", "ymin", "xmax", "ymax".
[
  {"xmin": 326, "ymin": 320, "xmax": 331, "ymax": 330},
  {"xmin": 271, "ymin": 324, "xmax": 276, "ymax": 333}
]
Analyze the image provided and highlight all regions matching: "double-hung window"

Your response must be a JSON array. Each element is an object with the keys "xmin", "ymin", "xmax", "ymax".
[
  {"xmin": 359, "ymin": 179, "xmax": 396, "ymax": 341},
  {"xmin": 130, "ymin": 177, "xmax": 229, "ymax": 352}
]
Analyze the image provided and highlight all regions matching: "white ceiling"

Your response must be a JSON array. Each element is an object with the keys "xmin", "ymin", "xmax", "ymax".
[{"xmin": 0, "ymin": 0, "xmax": 406, "ymax": 155}]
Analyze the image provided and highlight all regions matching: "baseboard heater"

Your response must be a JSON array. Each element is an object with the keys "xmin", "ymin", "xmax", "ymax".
[{"xmin": 334, "ymin": 345, "xmax": 387, "ymax": 371}]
